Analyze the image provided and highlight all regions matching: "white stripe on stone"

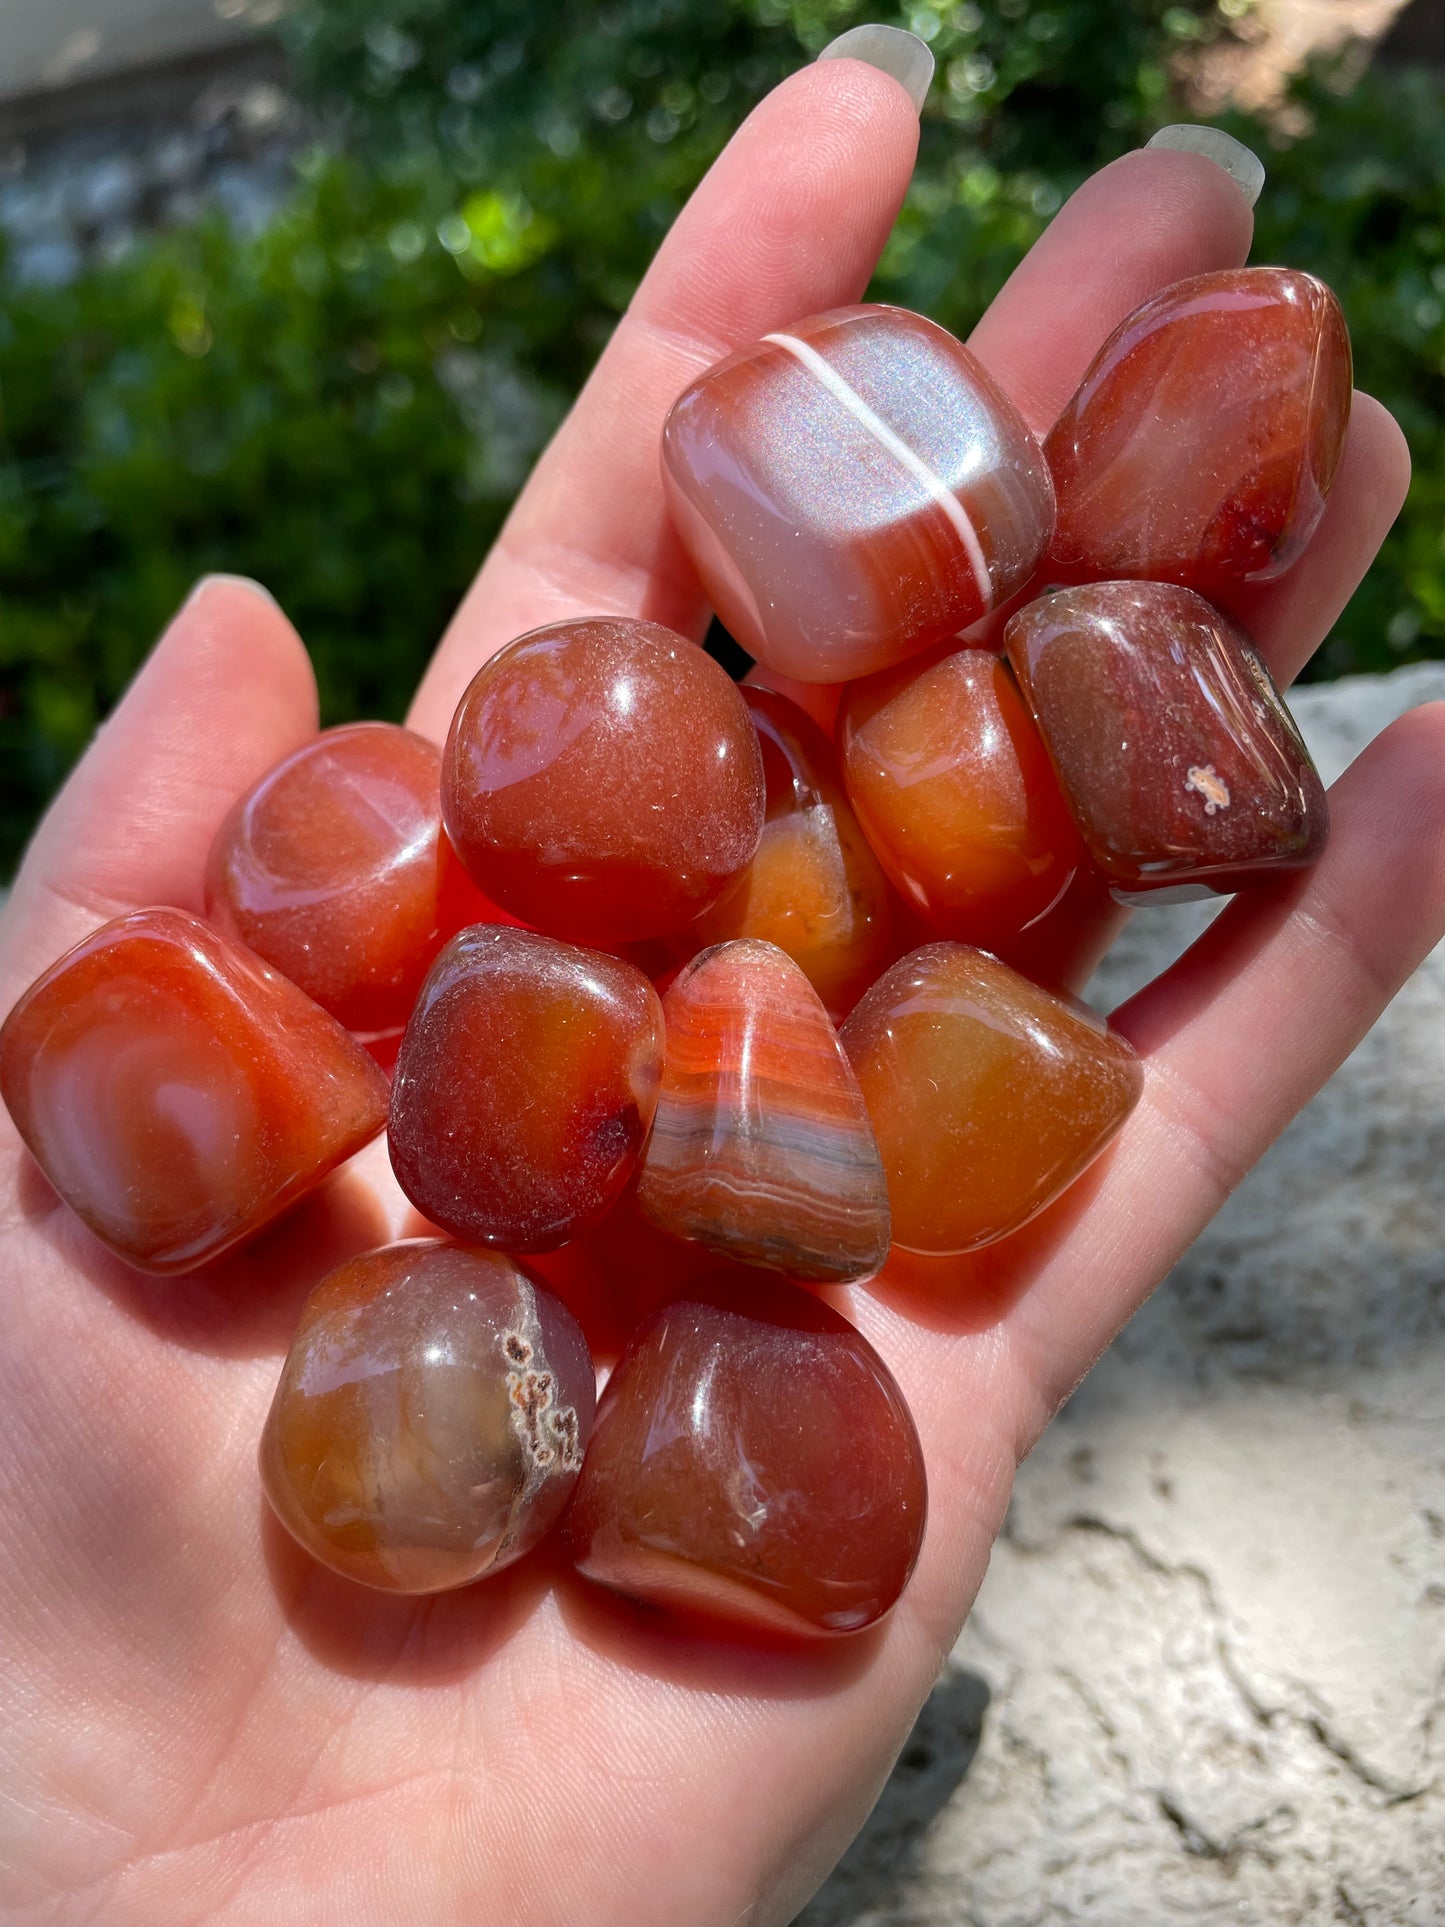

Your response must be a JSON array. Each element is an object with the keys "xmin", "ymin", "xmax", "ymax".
[{"xmin": 762, "ymin": 329, "xmax": 993, "ymax": 613}]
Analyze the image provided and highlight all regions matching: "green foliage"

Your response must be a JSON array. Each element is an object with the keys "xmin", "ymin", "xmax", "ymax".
[{"xmin": 0, "ymin": 0, "xmax": 1441, "ymax": 875}]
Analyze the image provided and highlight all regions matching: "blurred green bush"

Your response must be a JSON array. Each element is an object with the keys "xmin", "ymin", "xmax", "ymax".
[{"xmin": 1, "ymin": 0, "xmax": 1442, "ymax": 874}]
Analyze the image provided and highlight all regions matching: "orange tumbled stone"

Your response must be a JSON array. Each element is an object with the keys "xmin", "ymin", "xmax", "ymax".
[
  {"xmin": 1046, "ymin": 268, "xmax": 1352, "ymax": 594},
  {"xmin": 389, "ymin": 925, "xmax": 664, "ymax": 1251},
  {"xmin": 442, "ymin": 617, "xmax": 765, "ymax": 945},
  {"xmin": 839, "ymin": 645, "xmax": 1095, "ymax": 962},
  {"xmin": 690, "ymin": 686, "xmax": 903, "ymax": 1017},
  {"xmin": 262, "ymin": 1242, "xmax": 594, "ymax": 1594},
  {"xmin": 841, "ymin": 944, "xmax": 1142, "ymax": 1255},
  {"xmin": 636, "ymin": 940, "xmax": 890, "ymax": 1283},
  {"xmin": 561, "ymin": 1275, "xmax": 926, "ymax": 1635},
  {"xmin": 205, "ymin": 722, "xmax": 488, "ymax": 1034},
  {"xmin": 0, "ymin": 908, "xmax": 388, "ymax": 1273}
]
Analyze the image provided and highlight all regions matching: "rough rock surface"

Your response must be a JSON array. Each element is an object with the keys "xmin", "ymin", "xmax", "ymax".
[{"xmin": 800, "ymin": 664, "xmax": 1445, "ymax": 1927}]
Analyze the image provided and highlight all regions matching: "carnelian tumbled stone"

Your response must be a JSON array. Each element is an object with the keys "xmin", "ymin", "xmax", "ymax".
[
  {"xmin": 842, "ymin": 944, "xmax": 1142, "ymax": 1255},
  {"xmin": 442, "ymin": 618, "xmax": 765, "ymax": 945},
  {"xmin": 1045, "ymin": 268, "xmax": 1351, "ymax": 593},
  {"xmin": 261, "ymin": 1241, "xmax": 594, "ymax": 1593},
  {"xmin": 1006, "ymin": 581, "xmax": 1328, "ymax": 902},
  {"xmin": 636, "ymin": 939, "xmax": 890, "ymax": 1283},
  {"xmin": 561, "ymin": 1276, "xmax": 925, "ymax": 1635},
  {"xmin": 205, "ymin": 722, "xmax": 482, "ymax": 1034},
  {"xmin": 662, "ymin": 304, "xmax": 1054, "ymax": 682},
  {"xmin": 690, "ymin": 687, "xmax": 902, "ymax": 1017},
  {"xmin": 390, "ymin": 925, "xmax": 664, "ymax": 1250},
  {"xmin": 0, "ymin": 908, "xmax": 388, "ymax": 1273},
  {"xmin": 839, "ymin": 645, "xmax": 1094, "ymax": 960}
]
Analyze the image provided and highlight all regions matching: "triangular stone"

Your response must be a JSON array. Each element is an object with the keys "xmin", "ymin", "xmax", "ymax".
[{"xmin": 636, "ymin": 938, "xmax": 890, "ymax": 1282}]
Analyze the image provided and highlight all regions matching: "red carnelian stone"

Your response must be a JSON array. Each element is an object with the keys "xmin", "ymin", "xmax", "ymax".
[
  {"xmin": 0, "ymin": 908, "xmax": 389, "ymax": 1273},
  {"xmin": 690, "ymin": 687, "xmax": 904, "ymax": 1017},
  {"xmin": 206, "ymin": 722, "xmax": 493, "ymax": 1034},
  {"xmin": 262, "ymin": 1241, "xmax": 594, "ymax": 1593},
  {"xmin": 443, "ymin": 618, "xmax": 765, "ymax": 945},
  {"xmin": 389, "ymin": 925, "xmax": 665, "ymax": 1250},
  {"xmin": 839, "ymin": 646, "xmax": 1099, "ymax": 964},
  {"xmin": 1046, "ymin": 268, "xmax": 1351, "ymax": 594},
  {"xmin": 561, "ymin": 1275, "xmax": 926, "ymax": 1635},
  {"xmin": 1006, "ymin": 581, "xmax": 1328, "ymax": 902}
]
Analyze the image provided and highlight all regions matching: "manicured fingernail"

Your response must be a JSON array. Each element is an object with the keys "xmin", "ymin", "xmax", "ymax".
[
  {"xmin": 186, "ymin": 573, "xmax": 281, "ymax": 610},
  {"xmin": 1146, "ymin": 125, "xmax": 1265, "ymax": 207},
  {"xmin": 816, "ymin": 24, "xmax": 934, "ymax": 115}
]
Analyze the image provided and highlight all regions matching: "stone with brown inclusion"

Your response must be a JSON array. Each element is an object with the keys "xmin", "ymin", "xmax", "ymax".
[
  {"xmin": 839, "ymin": 644, "xmax": 1095, "ymax": 964},
  {"xmin": 1045, "ymin": 268, "xmax": 1351, "ymax": 593},
  {"xmin": 561, "ymin": 1275, "xmax": 926, "ymax": 1636},
  {"xmin": 689, "ymin": 687, "xmax": 903, "ymax": 1017},
  {"xmin": 389, "ymin": 925, "xmax": 665, "ymax": 1251},
  {"xmin": 841, "ymin": 944, "xmax": 1142, "ymax": 1255},
  {"xmin": 662, "ymin": 304, "xmax": 1054, "ymax": 682},
  {"xmin": 0, "ymin": 908, "xmax": 389, "ymax": 1273},
  {"xmin": 635, "ymin": 939, "xmax": 890, "ymax": 1282},
  {"xmin": 1005, "ymin": 581, "xmax": 1328, "ymax": 902},
  {"xmin": 205, "ymin": 722, "xmax": 495, "ymax": 1035},
  {"xmin": 261, "ymin": 1242, "xmax": 594, "ymax": 1593}
]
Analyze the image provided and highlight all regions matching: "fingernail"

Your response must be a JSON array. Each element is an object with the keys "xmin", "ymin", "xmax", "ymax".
[
  {"xmin": 185, "ymin": 572, "xmax": 281, "ymax": 611},
  {"xmin": 816, "ymin": 24, "xmax": 934, "ymax": 116},
  {"xmin": 1146, "ymin": 125, "xmax": 1265, "ymax": 207}
]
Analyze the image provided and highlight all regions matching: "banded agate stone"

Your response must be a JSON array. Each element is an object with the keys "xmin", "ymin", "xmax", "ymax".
[
  {"xmin": 561, "ymin": 1277, "xmax": 926, "ymax": 1635},
  {"xmin": 690, "ymin": 687, "xmax": 903, "ymax": 1017},
  {"xmin": 205, "ymin": 722, "xmax": 489, "ymax": 1035},
  {"xmin": 0, "ymin": 908, "xmax": 388, "ymax": 1273},
  {"xmin": 842, "ymin": 944, "xmax": 1141, "ymax": 1254},
  {"xmin": 443, "ymin": 618, "xmax": 765, "ymax": 945},
  {"xmin": 635, "ymin": 939, "xmax": 890, "ymax": 1282},
  {"xmin": 839, "ymin": 645, "xmax": 1093, "ymax": 961},
  {"xmin": 390, "ymin": 926, "xmax": 664, "ymax": 1251},
  {"xmin": 261, "ymin": 1242, "xmax": 594, "ymax": 1593},
  {"xmin": 1006, "ymin": 582, "xmax": 1328, "ymax": 902},
  {"xmin": 1046, "ymin": 268, "xmax": 1351, "ymax": 593},
  {"xmin": 662, "ymin": 304, "xmax": 1054, "ymax": 682}
]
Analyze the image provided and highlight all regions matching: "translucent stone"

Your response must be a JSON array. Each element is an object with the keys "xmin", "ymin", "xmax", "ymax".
[
  {"xmin": 442, "ymin": 617, "xmax": 765, "ymax": 945},
  {"xmin": 662, "ymin": 304, "xmax": 1055, "ymax": 682},
  {"xmin": 261, "ymin": 1242, "xmax": 594, "ymax": 1593},
  {"xmin": 1045, "ymin": 268, "xmax": 1352, "ymax": 593},
  {"xmin": 561, "ymin": 1276, "xmax": 926, "ymax": 1635},
  {"xmin": 689, "ymin": 686, "xmax": 904, "ymax": 1017},
  {"xmin": 636, "ymin": 939, "xmax": 890, "ymax": 1283},
  {"xmin": 205, "ymin": 722, "xmax": 491, "ymax": 1035},
  {"xmin": 0, "ymin": 908, "xmax": 389, "ymax": 1274},
  {"xmin": 839, "ymin": 644, "xmax": 1094, "ymax": 961},
  {"xmin": 1006, "ymin": 581, "xmax": 1328, "ymax": 902},
  {"xmin": 842, "ymin": 943, "xmax": 1142, "ymax": 1255},
  {"xmin": 389, "ymin": 925, "xmax": 665, "ymax": 1251}
]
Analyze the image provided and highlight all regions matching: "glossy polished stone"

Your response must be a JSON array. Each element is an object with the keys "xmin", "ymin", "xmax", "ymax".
[
  {"xmin": 1006, "ymin": 581, "xmax": 1328, "ymax": 902},
  {"xmin": 690, "ymin": 687, "xmax": 903, "ymax": 1016},
  {"xmin": 662, "ymin": 304, "xmax": 1054, "ymax": 682},
  {"xmin": 839, "ymin": 645, "xmax": 1094, "ymax": 960},
  {"xmin": 390, "ymin": 926, "xmax": 665, "ymax": 1251},
  {"xmin": 443, "ymin": 618, "xmax": 765, "ymax": 945},
  {"xmin": 0, "ymin": 908, "xmax": 389, "ymax": 1273},
  {"xmin": 842, "ymin": 944, "xmax": 1142, "ymax": 1254},
  {"xmin": 206, "ymin": 722, "xmax": 487, "ymax": 1035},
  {"xmin": 561, "ymin": 1276, "xmax": 926, "ymax": 1635},
  {"xmin": 262, "ymin": 1242, "xmax": 594, "ymax": 1593},
  {"xmin": 1046, "ymin": 268, "xmax": 1352, "ymax": 593},
  {"xmin": 636, "ymin": 939, "xmax": 889, "ymax": 1283}
]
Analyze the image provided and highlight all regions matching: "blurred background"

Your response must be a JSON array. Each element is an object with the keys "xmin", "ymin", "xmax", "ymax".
[{"xmin": 1, "ymin": 0, "xmax": 1444, "ymax": 880}]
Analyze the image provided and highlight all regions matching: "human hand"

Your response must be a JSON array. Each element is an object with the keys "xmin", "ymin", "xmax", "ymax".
[{"xmin": 2, "ymin": 44, "xmax": 1441, "ymax": 1927}]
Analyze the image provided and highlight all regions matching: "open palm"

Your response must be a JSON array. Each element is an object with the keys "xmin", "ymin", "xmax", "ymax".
[{"xmin": 3, "ymin": 53, "xmax": 1442, "ymax": 1927}]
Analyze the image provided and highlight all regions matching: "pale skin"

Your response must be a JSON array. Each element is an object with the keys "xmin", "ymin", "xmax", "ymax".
[{"xmin": 1, "ymin": 56, "xmax": 1442, "ymax": 1927}]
